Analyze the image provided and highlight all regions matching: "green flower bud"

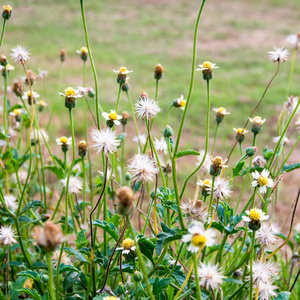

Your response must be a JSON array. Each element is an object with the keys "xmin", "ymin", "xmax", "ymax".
[{"xmin": 163, "ymin": 125, "xmax": 173, "ymax": 138}]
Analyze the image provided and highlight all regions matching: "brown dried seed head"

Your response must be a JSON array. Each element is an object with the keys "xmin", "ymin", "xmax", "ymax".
[
  {"xmin": 116, "ymin": 186, "xmax": 134, "ymax": 216},
  {"xmin": 60, "ymin": 49, "xmax": 67, "ymax": 62},
  {"xmin": 25, "ymin": 70, "xmax": 37, "ymax": 85},
  {"xmin": 122, "ymin": 111, "xmax": 130, "ymax": 120},
  {"xmin": 154, "ymin": 64, "xmax": 164, "ymax": 75},
  {"xmin": 12, "ymin": 81, "xmax": 24, "ymax": 97}
]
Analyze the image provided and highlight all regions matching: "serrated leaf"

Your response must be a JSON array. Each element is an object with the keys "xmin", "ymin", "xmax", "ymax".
[
  {"xmin": 92, "ymin": 220, "xmax": 118, "ymax": 241},
  {"xmin": 175, "ymin": 149, "xmax": 200, "ymax": 160},
  {"xmin": 17, "ymin": 270, "xmax": 41, "ymax": 282},
  {"xmin": 75, "ymin": 230, "xmax": 88, "ymax": 249},
  {"xmin": 137, "ymin": 235, "xmax": 155, "ymax": 263},
  {"xmin": 59, "ymin": 264, "xmax": 79, "ymax": 274},
  {"xmin": 152, "ymin": 276, "xmax": 173, "ymax": 295},
  {"xmin": 281, "ymin": 163, "xmax": 300, "ymax": 174},
  {"xmin": 21, "ymin": 200, "xmax": 44, "ymax": 215},
  {"xmin": 274, "ymin": 292, "xmax": 291, "ymax": 300},
  {"xmin": 17, "ymin": 288, "xmax": 42, "ymax": 300},
  {"xmin": 63, "ymin": 271, "xmax": 80, "ymax": 291},
  {"xmin": 232, "ymin": 160, "xmax": 245, "ymax": 177},
  {"xmin": 64, "ymin": 247, "xmax": 88, "ymax": 263},
  {"xmin": 45, "ymin": 165, "xmax": 65, "ymax": 180}
]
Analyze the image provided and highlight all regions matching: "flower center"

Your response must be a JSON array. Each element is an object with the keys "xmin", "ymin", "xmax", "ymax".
[
  {"xmin": 60, "ymin": 136, "xmax": 68, "ymax": 144},
  {"xmin": 212, "ymin": 156, "xmax": 223, "ymax": 167},
  {"xmin": 122, "ymin": 238, "xmax": 134, "ymax": 250},
  {"xmin": 27, "ymin": 91, "xmax": 32, "ymax": 97},
  {"xmin": 202, "ymin": 61, "xmax": 212, "ymax": 69},
  {"xmin": 6, "ymin": 64, "xmax": 12, "ymax": 69},
  {"xmin": 108, "ymin": 112, "xmax": 118, "ymax": 120},
  {"xmin": 3, "ymin": 5, "xmax": 12, "ymax": 12},
  {"xmin": 203, "ymin": 179, "xmax": 211, "ymax": 187},
  {"xmin": 191, "ymin": 234, "xmax": 207, "ymax": 247},
  {"xmin": 253, "ymin": 116, "xmax": 262, "ymax": 124},
  {"xmin": 257, "ymin": 175, "xmax": 268, "ymax": 186},
  {"xmin": 119, "ymin": 67, "xmax": 127, "ymax": 74},
  {"xmin": 179, "ymin": 100, "xmax": 186, "ymax": 107},
  {"xmin": 218, "ymin": 107, "xmax": 226, "ymax": 114},
  {"xmin": 81, "ymin": 47, "xmax": 88, "ymax": 54},
  {"xmin": 39, "ymin": 100, "xmax": 47, "ymax": 106},
  {"xmin": 13, "ymin": 109, "xmax": 20, "ymax": 115},
  {"xmin": 236, "ymin": 128, "xmax": 245, "ymax": 134},
  {"xmin": 66, "ymin": 88, "xmax": 76, "ymax": 97},
  {"xmin": 249, "ymin": 208, "xmax": 261, "ymax": 221}
]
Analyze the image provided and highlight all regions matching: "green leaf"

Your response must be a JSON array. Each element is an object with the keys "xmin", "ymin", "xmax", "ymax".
[
  {"xmin": 59, "ymin": 264, "xmax": 80, "ymax": 274},
  {"xmin": 232, "ymin": 160, "xmax": 245, "ymax": 177},
  {"xmin": 45, "ymin": 165, "xmax": 65, "ymax": 180},
  {"xmin": 21, "ymin": 200, "xmax": 44, "ymax": 215},
  {"xmin": 0, "ymin": 132, "xmax": 10, "ymax": 140},
  {"xmin": 75, "ymin": 230, "xmax": 88, "ymax": 249},
  {"xmin": 63, "ymin": 271, "xmax": 80, "ymax": 291},
  {"xmin": 92, "ymin": 220, "xmax": 118, "ymax": 241},
  {"xmin": 117, "ymin": 132, "xmax": 126, "ymax": 148},
  {"xmin": 156, "ymin": 222, "xmax": 183, "ymax": 255},
  {"xmin": 281, "ymin": 162, "xmax": 300, "ymax": 173},
  {"xmin": 52, "ymin": 155, "xmax": 65, "ymax": 168},
  {"xmin": 274, "ymin": 292, "xmax": 291, "ymax": 300},
  {"xmin": 224, "ymin": 277, "xmax": 243, "ymax": 284},
  {"xmin": 152, "ymin": 277, "xmax": 173, "ymax": 295},
  {"xmin": 174, "ymin": 149, "xmax": 200, "ymax": 160},
  {"xmin": 137, "ymin": 235, "xmax": 155, "ymax": 263},
  {"xmin": 17, "ymin": 288, "xmax": 42, "ymax": 300},
  {"xmin": 263, "ymin": 146, "xmax": 274, "ymax": 160},
  {"xmin": 64, "ymin": 247, "xmax": 88, "ymax": 263},
  {"xmin": 17, "ymin": 270, "xmax": 41, "ymax": 282}
]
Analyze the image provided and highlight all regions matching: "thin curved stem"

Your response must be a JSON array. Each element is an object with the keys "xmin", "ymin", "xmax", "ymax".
[
  {"xmin": 0, "ymin": 19, "xmax": 6, "ymax": 49},
  {"xmin": 115, "ymin": 84, "xmax": 122, "ymax": 113},
  {"xmin": 249, "ymin": 231, "xmax": 256, "ymax": 300},
  {"xmin": 211, "ymin": 122, "xmax": 219, "ymax": 156}
]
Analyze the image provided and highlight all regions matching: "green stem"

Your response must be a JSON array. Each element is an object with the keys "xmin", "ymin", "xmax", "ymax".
[
  {"xmin": 38, "ymin": 137, "xmax": 47, "ymax": 213},
  {"xmin": 215, "ymin": 234, "xmax": 228, "ymax": 264},
  {"xmin": 241, "ymin": 188, "xmax": 256, "ymax": 214},
  {"xmin": 126, "ymin": 216, "xmax": 155, "ymax": 300},
  {"xmin": 0, "ymin": 19, "xmax": 6, "ymax": 49},
  {"xmin": 121, "ymin": 124, "xmax": 126, "ymax": 184},
  {"xmin": 211, "ymin": 122, "xmax": 219, "ymax": 156},
  {"xmin": 115, "ymin": 84, "xmax": 122, "ymax": 113},
  {"xmin": 155, "ymin": 79, "xmax": 159, "ymax": 100},
  {"xmin": 193, "ymin": 253, "xmax": 202, "ymax": 300},
  {"xmin": 165, "ymin": 104, "xmax": 173, "ymax": 126},
  {"xmin": 249, "ymin": 231, "xmax": 256, "ymax": 300},
  {"xmin": 80, "ymin": 0, "xmax": 100, "ymax": 130},
  {"xmin": 46, "ymin": 252, "xmax": 56, "ymax": 300},
  {"xmin": 82, "ymin": 157, "xmax": 86, "ymax": 225},
  {"xmin": 208, "ymin": 176, "xmax": 215, "ymax": 214}
]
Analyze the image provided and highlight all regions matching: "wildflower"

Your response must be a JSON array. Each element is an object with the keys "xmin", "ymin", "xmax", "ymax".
[
  {"xmin": 213, "ymin": 177, "xmax": 232, "ymax": 200},
  {"xmin": 91, "ymin": 128, "xmax": 120, "ymax": 156},
  {"xmin": 128, "ymin": 154, "xmax": 159, "ymax": 183},
  {"xmin": 210, "ymin": 156, "xmax": 228, "ymax": 177},
  {"xmin": 251, "ymin": 169, "xmax": 274, "ymax": 194},
  {"xmin": 116, "ymin": 186, "xmax": 134, "ymax": 216},
  {"xmin": 121, "ymin": 76, "xmax": 130, "ymax": 92},
  {"xmin": 30, "ymin": 128, "xmax": 49, "ymax": 146},
  {"xmin": 38, "ymin": 100, "xmax": 47, "ymax": 112},
  {"xmin": 23, "ymin": 90, "xmax": 39, "ymax": 105},
  {"xmin": 23, "ymin": 278, "xmax": 34, "ymax": 289},
  {"xmin": 14, "ymin": 170, "xmax": 27, "ymax": 185},
  {"xmin": 76, "ymin": 46, "xmax": 88, "ymax": 61},
  {"xmin": 285, "ymin": 96, "xmax": 299, "ymax": 114},
  {"xmin": 38, "ymin": 69, "xmax": 48, "ymax": 79},
  {"xmin": 58, "ymin": 87, "xmax": 82, "ymax": 109},
  {"xmin": 12, "ymin": 81, "xmax": 23, "ymax": 97},
  {"xmin": 56, "ymin": 136, "xmax": 72, "ymax": 152},
  {"xmin": 60, "ymin": 49, "xmax": 66, "ymax": 62},
  {"xmin": 135, "ymin": 96, "xmax": 161, "ymax": 120},
  {"xmin": 196, "ymin": 151, "xmax": 211, "ymax": 174},
  {"xmin": 286, "ymin": 33, "xmax": 300, "ymax": 49},
  {"xmin": 257, "ymin": 281, "xmax": 278, "ymax": 300},
  {"xmin": 113, "ymin": 67, "xmax": 133, "ymax": 84},
  {"xmin": 250, "ymin": 261, "xmax": 278, "ymax": 284},
  {"xmin": 153, "ymin": 63, "xmax": 165, "ymax": 80},
  {"xmin": 243, "ymin": 208, "xmax": 269, "ymax": 231},
  {"xmin": 0, "ymin": 63, "xmax": 14, "ymax": 77},
  {"xmin": 252, "ymin": 156, "xmax": 266, "ymax": 167},
  {"xmin": 4, "ymin": 194, "xmax": 18, "ymax": 210},
  {"xmin": 154, "ymin": 137, "xmax": 168, "ymax": 155},
  {"xmin": 197, "ymin": 61, "xmax": 219, "ymax": 80},
  {"xmin": 182, "ymin": 221, "xmax": 215, "ymax": 253},
  {"xmin": 233, "ymin": 128, "xmax": 248, "ymax": 143},
  {"xmin": 163, "ymin": 125, "xmax": 174, "ymax": 138},
  {"xmin": 181, "ymin": 199, "xmax": 208, "ymax": 222},
  {"xmin": 133, "ymin": 271, "xmax": 143, "ymax": 282},
  {"xmin": 197, "ymin": 179, "xmax": 212, "ymax": 197},
  {"xmin": 78, "ymin": 140, "xmax": 88, "ymax": 158},
  {"xmin": 61, "ymin": 176, "xmax": 83, "ymax": 195},
  {"xmin": 257, "ymin": 222, "xmax": 280, "ymax": 247},
  {"xmin": 10, "ymin": 108, "xmax": 22, "ymax": 122},
  {"xmin": 0, "ymin": 225, "xmax": 17, "ymax": 245},
  {"xmin": 77, "ymin": 86, "xmax": 88, "ymax": 96},
  {"xmin": 117, "ymin": 238, "xmax": 136, "ymax": 255},
  {"xmin": 249, "ymin": 116, "xmax": 266, "ymax": 134},
  {"xmin": 23, "ymin": 70, "xmax": 37, "ymax": 86},
  {"xmin": 103, "ymin": 297, "xmax": 120, "ymax": 300},
  {"xmin": 33, "ymin": 221, "xmax": 64, "ymax": 252},
  {"xmin": 11, "ymin": 45, "xmax": 30, "ymax": 64},
  {"xmin": 173, "ymin": 95, "xmax": 186, "ymax": 110},
  {"xmin": 268, "ymin": 46, "xmax": 289, "ymax": 63},
  {"xmin": 198, "ymin": 263, "xmax": 225, "ymax": 290},
  {"xmin": 52, "ymin": 250, "xmax": 71, "ymax": 267},
  {"xmin": 133, "ymin": 133, "xmax": 147, "ymax": 145},
  {"xmin": 213, "ymin": 107, "xmax": 230, "ymax": 123},
  {"xmin": 102, "ymin": 110, "xmax": 122, "ymax": 127},
  {"xmin": 2, "ymin": 5, "xmax": 12, "ymax": 20},
  {"xmin": 87, "ymin": 87, "xmax": 95, "ymax": 98},
  {"xmin": 121, "ymin": 111, "xmax": 130, "ymax": 125}
]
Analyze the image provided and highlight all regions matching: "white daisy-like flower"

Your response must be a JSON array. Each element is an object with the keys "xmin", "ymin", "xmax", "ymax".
[
  {"xmin": 103, "ymin": 297, "xmax": 120, "ymax": 300},
  {"xmin": 102, "ymin": 110, "xmax": 122, "ymax": 126},
  {"xmin": 294, "ymin": 223, "xmax": 300, "ymax": 232},
  {"xmin": 182, "ymin": 221, "xmax": 215, "ymax": 253},
  {"xmin": 251, "ymin": 169, "xmax": 274, "ymax": 194},
  {"xmin": 197, "ymin": 179, "xmax": 212, "ymax": 194},
  {"xmin": 268, "ymin": 46, "xmax": 289, "ymax": 63},
  {"xmin": 249, "ymin": 116, "xmax": 266, "ymax": 126},
  {"xmin": 76, "ymin": 47, "xmax": 88, "ymax": 55},
  {"xmin": 30, "ymin": 128, "xmax": 49, "ymax": 144},
  {"xmin": 173, "ymin": 95, "xmax": 186, "ymax": 110},
  {"xmin": 242, "ymin": 208, "xmax": 269, "ymax": 223},
  {"xmin": 0, "ymin": 225, "xmax": 17, "ymax": 245},
  {"xmin": 58, "ymin": 87, "xmax": 82, "ymax": 99},
  {"xmin": 0, "ymin": 64, "xmax": 15, "ymax": 72},
  {"xmin": 233, "ymin": 127, "xmax": 248, "ymax": 135},
  {"xmin": 127, "ymin": 154, "xmax": 159, "ymax": 183},
  {"xmin": 213, "ymin": 177, "xmax": 232, "ymax": 200},
  {"xmin": 273, "ymin": 136, "xmax": 290, "ymax": 145},
  {"xmin": 153, "ymin": 137, "xmax": 168, "ymax": 155},
  {"xmin": 77, "ymin": 86, "xmax": 88, "ymax": 96},
  {"xmin": 37, "ymin": 69, "xmax": 48, "ymax": 79},
  {"xmin": 252, "ymin": 156, "xmax": 267, "ymax": 167},
  {"xmin": 196, "ymin": 61, "xmax": 219, "ymax": 71},
  {"xmin": 23, "ymin": 90, "xmax": 40, "ymax": 100},
  {"xmin": 4, "ymin": 195, "xmax": 18, "ymax": 210},
  {"xmin": 61, "ymin": 176, "xmax": 83, "ymax": 195},
  {"xmin": 135, "ymin": 97, "xmax": 161, "ymax": 120},
  {"xmin": 113, "ymin": 67, "xmax": 133, "ymax": 75},
  {"xmin": 91, "ymin": 128, "xmax": 120, "ymax": 156},
  {"xmin": 257, "ymin": 281, "xmax": 278, "ymax": 300},
  {"xmin": 285, "ymin": 96, "xmax": 299, "ymax": 114},
  {"xmin": 11, "ymin": 45, "xmax": 30, "ymax": 64},
  {"xmin": 257, "ymin": 222, "xmax": 280, "ymax": 247},
  {"xmin": 56, "ymin": 136, "xmax": 72, "ymax": 146},
  {"xmin": 116, "ymin": 238, "xmax": 136, "ymax": 255},
  {"xmin": 9, "ymin": 108, "xmax": 22, "ymax": 117},
  {"xmin": 213, "ymin": 107, "xmax": 230, "ymax": 116},
  {"xmin": 133, "ymin": 133, "xmax": 147, "ymax": 145},
  {"xmin": 286, "ymin": 34, "xmax": 300, "ymax": 49},
  {"xmin": 198, "ymin": 263, "xmax": 225, "ymax": 290},
  {"xmin": 52, "ymin": 250, "xmax": 71, "ymax": 267},
  {"xmin": 196, "ymin": 150, "xmax": 211, "ymax": 174}
]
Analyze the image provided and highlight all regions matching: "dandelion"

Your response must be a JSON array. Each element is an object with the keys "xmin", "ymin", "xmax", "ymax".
[
  {"xmin": 173, "ymin": 95, "xmax": 186, "ymax": 110},
  {"xmin": 121, "ymin": 111, "xmax": 130, "ymax": 125},
  {"xmin": 153, "ymin": 137, "xmax": 168, "ymax": 154},
  {"xmin": 268, "ymin": 46, "xmax": 289, "ymax": 63},
  {"xmin": 113, "ymin": 67, "xmax": 133, "ymax": 84},
  {"xmin": 127, "ymin": 154, "xmax": 159, "ymax": 183},
  {"xmin": 76, "ymin": 46, "xmax": 88, "ymax": 61},
  {"xmin": 210, "ymin": 156, "xmax": 228, "ymax": 177},
  {"xmin": 91, "ymin": 128, "xmax": 120, "ymax": 156},
  {"xmin": 213, "ymin": 177, "xmax": 232, "ymax": 200},
  {"xmin": 250, "ymin": 261, "xmax": 278, "ymax": 284},
  {"xmin": 182, "ymin": 221, "xmax": 215, "ymax": 253},
  {"xmin": 135, "ymin": 97, "xmax": 161, "ymax": 120},
  {"xmin": 197, "ymin": 61, "xmax": 219, "ymax": 80},
  {"xmin": 251, "ymin": 169, "xmax": 274, "ymax": 194},
  {"xmin": 77, "ymin": 86, "xmax": 88, "ymax": 96},
  {"xmin": 23, "ymin": 70, "xmax": 37, "ymax": 86},
  {"xmin": 116, "ymin": 186, "xmax": 134, "ymax": 216},
  {"xmin": 233, "ymin": 127, "xmax": 248, "ymax": 143},
  {"xmin": 52, "ymin": 250, "xmax": 71, "ymax": 267},
  {"xmin": 257, "ymin": 281, "xmax": 278, "ymax": 300},
  {"xmin": 4, "ymin": 195, "xmax": 18, "ymax": 210},
  {"xmin": 181, "ymin": 199, "xmax": 208, "ymax": 222},
  {"xmin": 198, "ymin": 263, "xmax": 225, "ymax": 290},
  {"xmin": 11, "ymin": 45, "xmax": 30, "ymax": 64},
  {"xmin": 153, "ymin": 63, "xmax": 165, "ymax": 80},
  {"xmin": 286, "ymin": 33, "xmax": 300, "ymax": 49},
  {"xmin": 30, "ymin": 128, "xmax": 49, "ymax": 145},
  {"xmin": 285, "ymin": 96, "xmax": 299, "ymax": 114},
  {"xmin": 61, "ymin": 176, "xmax": 83, "ymax": 195},
  {"xmin": 213, "ymin": 107, "xmax": 230, "ymax": 123},
  {"xmin": 196, "ymin": 150, "xmax": 211, "ymax": 174},
  {"xmin": 257, "ymin": 222, "xmax": 280, "ymax": 247},
  {"xmin": 102, "ymin": 110, "xmax": 122, "ymax": 127},
  {"xmin": 273, "ymin": 136, "xmax": 289, "ymax": 145},
  {"xmin": 0, "ymin": 225, "xmax": 17, "ymax": 245},
  {"xmin": 12, "ymin": 81, "xmax": 23, "ymax": 97}
]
